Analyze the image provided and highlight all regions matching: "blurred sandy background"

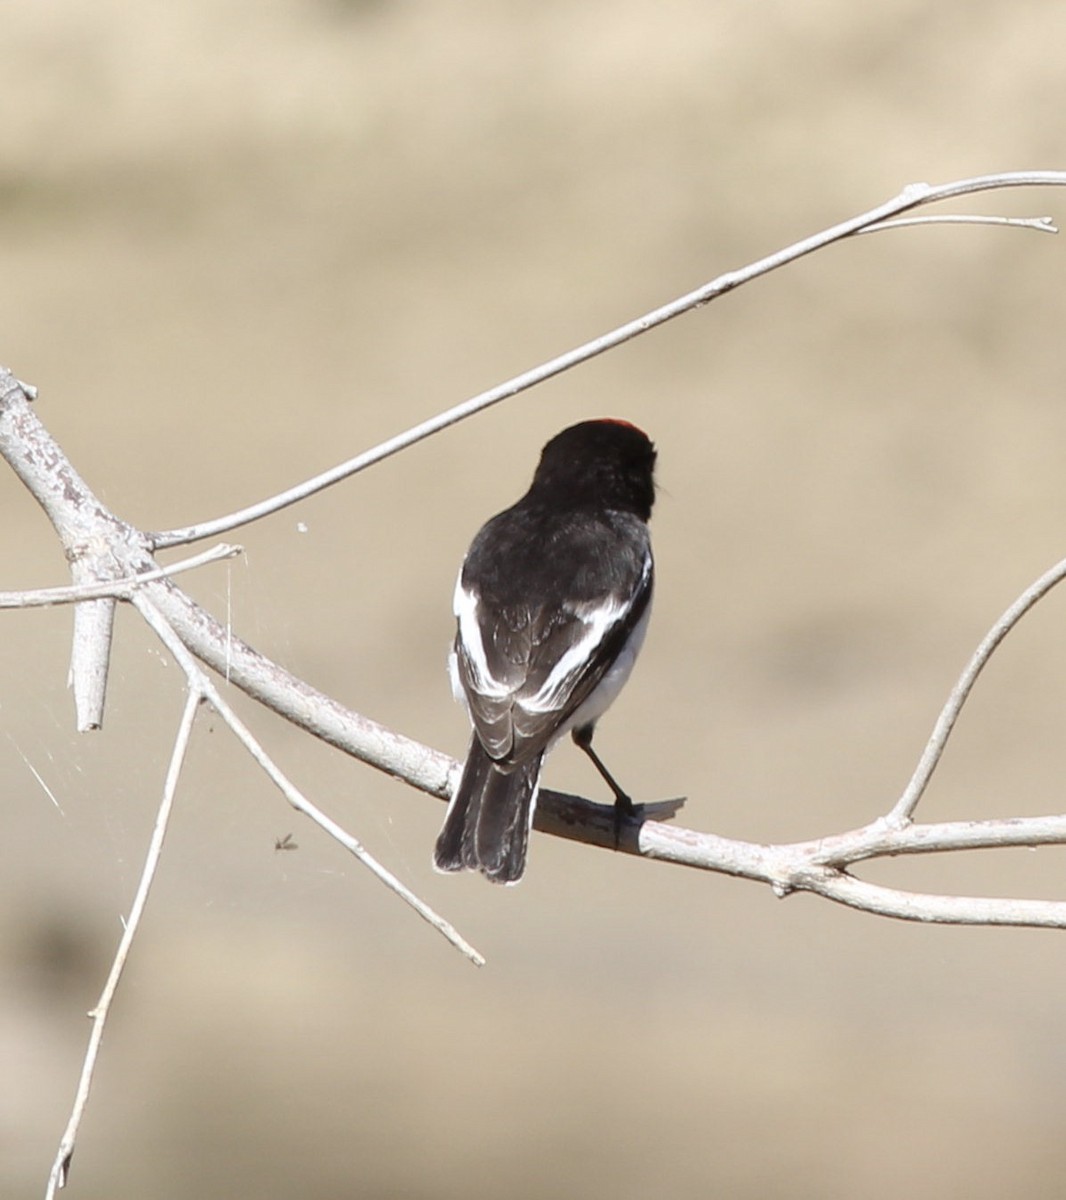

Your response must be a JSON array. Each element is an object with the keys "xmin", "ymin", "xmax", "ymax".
[{"xmin": 3, "ymin": 1, "xmax": 1066, "ymax": 1196}]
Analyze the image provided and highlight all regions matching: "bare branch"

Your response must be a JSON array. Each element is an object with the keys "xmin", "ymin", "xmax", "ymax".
[
  {"xmin": 46, "ymin": 688, "xmax": 201, "ymax": 1198},
  {"xmin": 811, "ymin": 812, "xmax": 1066, "ymax": 862},
  {"xmin": 135, "ymin": 553, "xmax": 1066, "ymax": 931},
  {"xmin": 143, "ymin": 574, "xmax": 456, "ymax": 798},
  {"xmin": 618, "ymin": 812, "xmax": 1066, "ymax": 928},
  {"xmin": 0, "ymin": 543, "xmax": 241, "ymax": 608},
  {"xmin": 149, "ymin": 170, "xmax": 1066, "ymax": 550},
  {"xmin": 0, "ymin": 371, "xmax": 155, "ymax": 731},
  {"xmin": 795, "ymin": 872, "xmax": 1066, "ymax": 930},
  {"xmin": 134, "ymin": 595, "xmax": 485, "ymax": 967},
  {"xmin": 69, "ymin": 598, "xmax": 115, "ymax": 732},
  {"xmin": 887, "ymin": 556, "xmax": 1066, "ymax": 827},
  {"xmin": 861, "ymin": 213, "xmax": 1058, "ymax": 234},
  {"xmin": 0, "ymin": 370, "xmax": 474, "ymax": 963}
]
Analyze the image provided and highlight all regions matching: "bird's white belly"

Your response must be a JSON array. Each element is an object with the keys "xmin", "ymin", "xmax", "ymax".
[{"xmin": 556, "ymin": 599, "xmax": 651, "ymax": 742}]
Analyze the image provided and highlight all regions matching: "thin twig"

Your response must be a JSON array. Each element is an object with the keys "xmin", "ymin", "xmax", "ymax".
[
  {"xmin": 149, "ymin": 171, "xmax": 1066, "ymax": 549},
  {"xmin": 0, "ymin": 543, "xmax": 241, "ymax": 609},
  {"xmin": 860, "ymin": 213, "xmax": 1058, "ymax": 234},
  {"xmin": 46, "ymin": 688, "xmax": 201, "ymax": 1198},
  {"xmin": 815, "ymin": 812, "xmax": 1066, "ymax": 863},
  {"xmin": 133, "ymin": 595, "xmax": 485, "ymax": 967},
  {"xmin": 799, "ymin": 871, "xmax": 1066, "ymax": 930},
  {"xmin": 887, "ymin": 556, "xmax": 1066, "ymax": 827}
]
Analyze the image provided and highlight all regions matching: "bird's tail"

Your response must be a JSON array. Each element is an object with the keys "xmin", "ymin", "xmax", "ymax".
[{"xmin": 433, "ymin": 738, "xmax": 542, "ymax": 884}]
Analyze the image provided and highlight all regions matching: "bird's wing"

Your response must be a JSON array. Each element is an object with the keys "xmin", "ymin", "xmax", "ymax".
[{"xmin": 453, "ymin": 554, "xmax": 652, "ymax": 766}]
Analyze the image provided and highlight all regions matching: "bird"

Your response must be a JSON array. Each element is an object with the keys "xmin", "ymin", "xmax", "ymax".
[{"xmin": 433, "ymin": 418, "xmax": 656, "ymax": 884}]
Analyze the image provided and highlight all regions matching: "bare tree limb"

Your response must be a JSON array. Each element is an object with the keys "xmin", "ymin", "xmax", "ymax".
[
  {"xmin": 0, "ymin": 372, "xmax": 477, "ymax": 969},
  {"xmin": 628, "ymin": 810, "xmax": 1066, "ymax": 928},
  {"xmin": 0, "ymin": 370, "xmax": 154, "ymax": 731},
  {"xmin": 147, "ymin": 170, "xmax": 1066, "ymax": 550},
  {"xmin": 0, "ymin": 543, "xmax": 241, "ymax": 608},
  {"xmin": 132, "ymin": 555, "xmax": 1066, "ymax": 932},
  {"xmin": 8, "ymin": 357, "xmax": 1066, "ymax": 930},
  {"xmin": 888, "ymin": 556, "xmax": 1066, "ymax": 827},
  {"xmin": 859, "ymin": 213, "xmax": 1057, "ymax": 234},
  {"xmin": 133, "ymin": 594, "xmax": 485, "ymax": 967},
  {"xmin": 68, "ymin": 598, "xmax": 115, "ymax": 731},
  {"xmin": 45, "ymin": 688, "xmax": 201, "ymax": 1200}
]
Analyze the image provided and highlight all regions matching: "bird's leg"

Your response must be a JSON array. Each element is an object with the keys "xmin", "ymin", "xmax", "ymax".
[{"xmin": 572, "ymin": 725, "xmax": 635, "ymax": 849}]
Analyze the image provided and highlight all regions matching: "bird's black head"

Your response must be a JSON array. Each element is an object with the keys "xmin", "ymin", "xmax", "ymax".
[{"xmin": 528, "ymin": 419, "xmax": 656, "ymax": 521}]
